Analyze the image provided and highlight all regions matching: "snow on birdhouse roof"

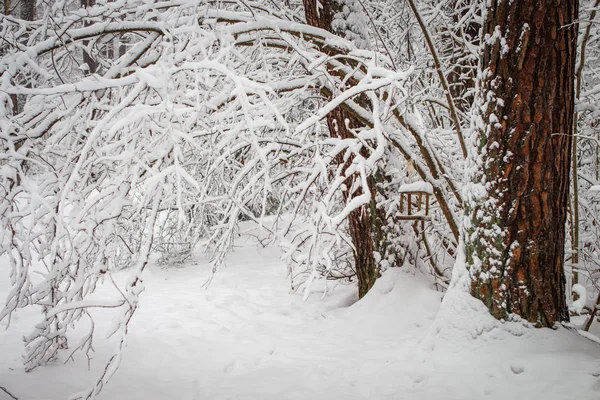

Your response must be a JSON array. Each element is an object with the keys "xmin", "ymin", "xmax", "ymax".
[{"xmin": 398, "ymin": 181, "xmax": 433, "ymax": 194}]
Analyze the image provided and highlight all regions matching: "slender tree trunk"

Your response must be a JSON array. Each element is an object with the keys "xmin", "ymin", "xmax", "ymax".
[
  {"xmin": 81, "ymin": 0, "xmax": 97, "ymax": 74},
  {"xmin": 571, "ymin": 0, "xmax": 600, "ymax": 287},
  {"xmin": 443, "ymin": 0, "xmax": 479, "ymax": 114},
  {"xmin": 303, "ymin": 0, "xmax": 379, "ymax": 298},
  {"xmin": 327, "ymin": 108, "xmax": 379, "ymax": 298},
  {"xmin": 8, "ymin": 0, "xmax": 35, "ymax": 115},
  {"xmin": 406, "ymin": 0, "xmax": 467, "ymax": 158},
  {"xmin": 465, "ymin": 0, "xmax": 578, "ymax": 326},
  {"xmin": 3, "ymin": 0, "xmax": 35, "ymax": 114},
  {"xmin": 20, "ymin": 0, "xmax": 34, "ymax": 21}
]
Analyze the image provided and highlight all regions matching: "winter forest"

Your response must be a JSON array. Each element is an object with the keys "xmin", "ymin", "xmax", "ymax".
[{"xmin": 1, "ymin": 0, "xmax": 600, "ymax": 398}]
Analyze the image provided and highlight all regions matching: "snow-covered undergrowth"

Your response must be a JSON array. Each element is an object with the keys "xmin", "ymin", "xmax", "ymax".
[{"xmin": 1, "ymin": 228, "xmax": 600, "ymax": 400}]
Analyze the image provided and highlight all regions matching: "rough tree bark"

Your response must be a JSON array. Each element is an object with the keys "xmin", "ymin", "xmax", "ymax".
[
  {"xmin": 465, "ymin": 0, "xmax": 578, "ymax": 326},
  {"xmin": 303, "ymin": 0, "xmax": 380, "ymax": 298}
]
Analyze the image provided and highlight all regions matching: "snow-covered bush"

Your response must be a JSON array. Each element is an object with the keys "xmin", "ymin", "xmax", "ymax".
[{"xmin": 0, "ymin": 0, "xmax": 480, "ymax": 396}]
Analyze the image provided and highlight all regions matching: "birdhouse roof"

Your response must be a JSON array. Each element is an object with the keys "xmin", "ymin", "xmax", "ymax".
[{"xmin": 398, "ymin": 181, "xmax": 433, "ymax": 194}]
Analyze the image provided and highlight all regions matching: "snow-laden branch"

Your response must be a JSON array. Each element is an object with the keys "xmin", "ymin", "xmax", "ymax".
[{"xmin": 0, "ymin": 0, "xmax": 469, "ymax": 396}]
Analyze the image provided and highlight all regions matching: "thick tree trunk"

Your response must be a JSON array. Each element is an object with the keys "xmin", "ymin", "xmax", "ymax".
[
  {"xmin": 303, "ymin": 0, "xmax": 379, "ymax": 298},
  {"xmin": 303, "ymin": 0, "xmax": 335, "ymax": 31},
  {"xmin": 465, "ymin": 0, "xmax": 578, "ymax": 326}
]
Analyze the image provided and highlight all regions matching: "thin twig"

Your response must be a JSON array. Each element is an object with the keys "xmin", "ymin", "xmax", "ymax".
[
  {"xmin": 356, "ymin": 2, "xmax": 397, "ymax": 71},
  {"xmin": 0, "ymin": 385, "xmax": 18, "ymax": 400}
]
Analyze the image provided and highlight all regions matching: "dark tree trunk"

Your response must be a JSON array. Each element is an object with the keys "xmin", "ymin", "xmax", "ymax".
[
  {"xmin": 465, "ymin": 0, "xmax": 578, "ymax": 326},
  {"xmin": 303, "ymin": 0, "xmax": 335, "ymax": 31},
  {"xmin": 81, "ymin": 0, "xmax": 97, "ymax": 74},
  {"xmin": 444, "ymin": 0, "xmax": 480, "ymax": 113},
  {"xmin": 303, "ymin": 0, "xmax": 379, "ymax": 298},
  {"xmin": 8, "ymin": 0, "xmax": 35, "ymax": 114},
  {"xmin": 327, "ymin": 108, "xmax": 379, "ymax": 298},
  {"xmin": 19, "ymin": 0, "xmax": 34, "ymax": 21},
  {"xmin": 1, "ymin": 1, "xmax": 17, "ymax": 112}
]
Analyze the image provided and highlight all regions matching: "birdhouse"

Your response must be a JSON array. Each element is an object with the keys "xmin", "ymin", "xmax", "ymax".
[{"xmin": 398, "ymin": 181, "xmax": 433, "ymax": 229}]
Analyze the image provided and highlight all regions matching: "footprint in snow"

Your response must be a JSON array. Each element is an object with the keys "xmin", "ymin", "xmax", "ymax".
[
  {"xmin": 509, "ymin": 360, "xmax": 525, "ymax": 375},
  {"xmin": 167, "ymin": 321, "xmax": 183, "ymax": 330},
  {"xmin": 223, "ymin": 360, "xmax": 240, "ymax": 374}
]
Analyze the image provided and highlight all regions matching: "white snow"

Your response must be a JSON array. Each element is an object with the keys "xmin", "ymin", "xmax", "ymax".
[
  {"xmin": 398, "ymin": 181, "xmax": 433, "ymax": 194},
  {"xmin": 1, "ymin": 226, "xmax": 600, "ymax": 400},
  {"xmin": 571, "ymin": 283, "xmax": 588, "ymax": 314}
]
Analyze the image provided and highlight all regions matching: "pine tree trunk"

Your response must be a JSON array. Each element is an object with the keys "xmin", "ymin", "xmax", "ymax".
[
  {"xmin": 465, "ymin": 0, "xmax": 578, "ymax": 326},
  {"xmin": 303, "ymin": 0, "xmax": 379, "ymax": 298}
]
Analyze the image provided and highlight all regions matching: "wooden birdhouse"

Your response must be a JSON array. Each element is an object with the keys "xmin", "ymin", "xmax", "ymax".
[{"xmin": 398, "ymin": 181, "xmax": 433, "ymax": 229}]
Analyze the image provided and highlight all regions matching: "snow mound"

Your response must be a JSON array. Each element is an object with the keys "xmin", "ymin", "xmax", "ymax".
[{"xmin": 571, "ymin": 283, "xmax": 587, "ymax": 314}]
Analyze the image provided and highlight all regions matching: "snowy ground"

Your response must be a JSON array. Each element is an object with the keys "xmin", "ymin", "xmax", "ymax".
[{"xmin": 1, "ymin": 232, "xmax": 600, "ymax": 400}]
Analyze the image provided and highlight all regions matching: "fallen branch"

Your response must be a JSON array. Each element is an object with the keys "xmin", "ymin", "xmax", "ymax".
[{"xmin": 0, "ymin": 385, "xmax": 18, "ymax": 400}]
